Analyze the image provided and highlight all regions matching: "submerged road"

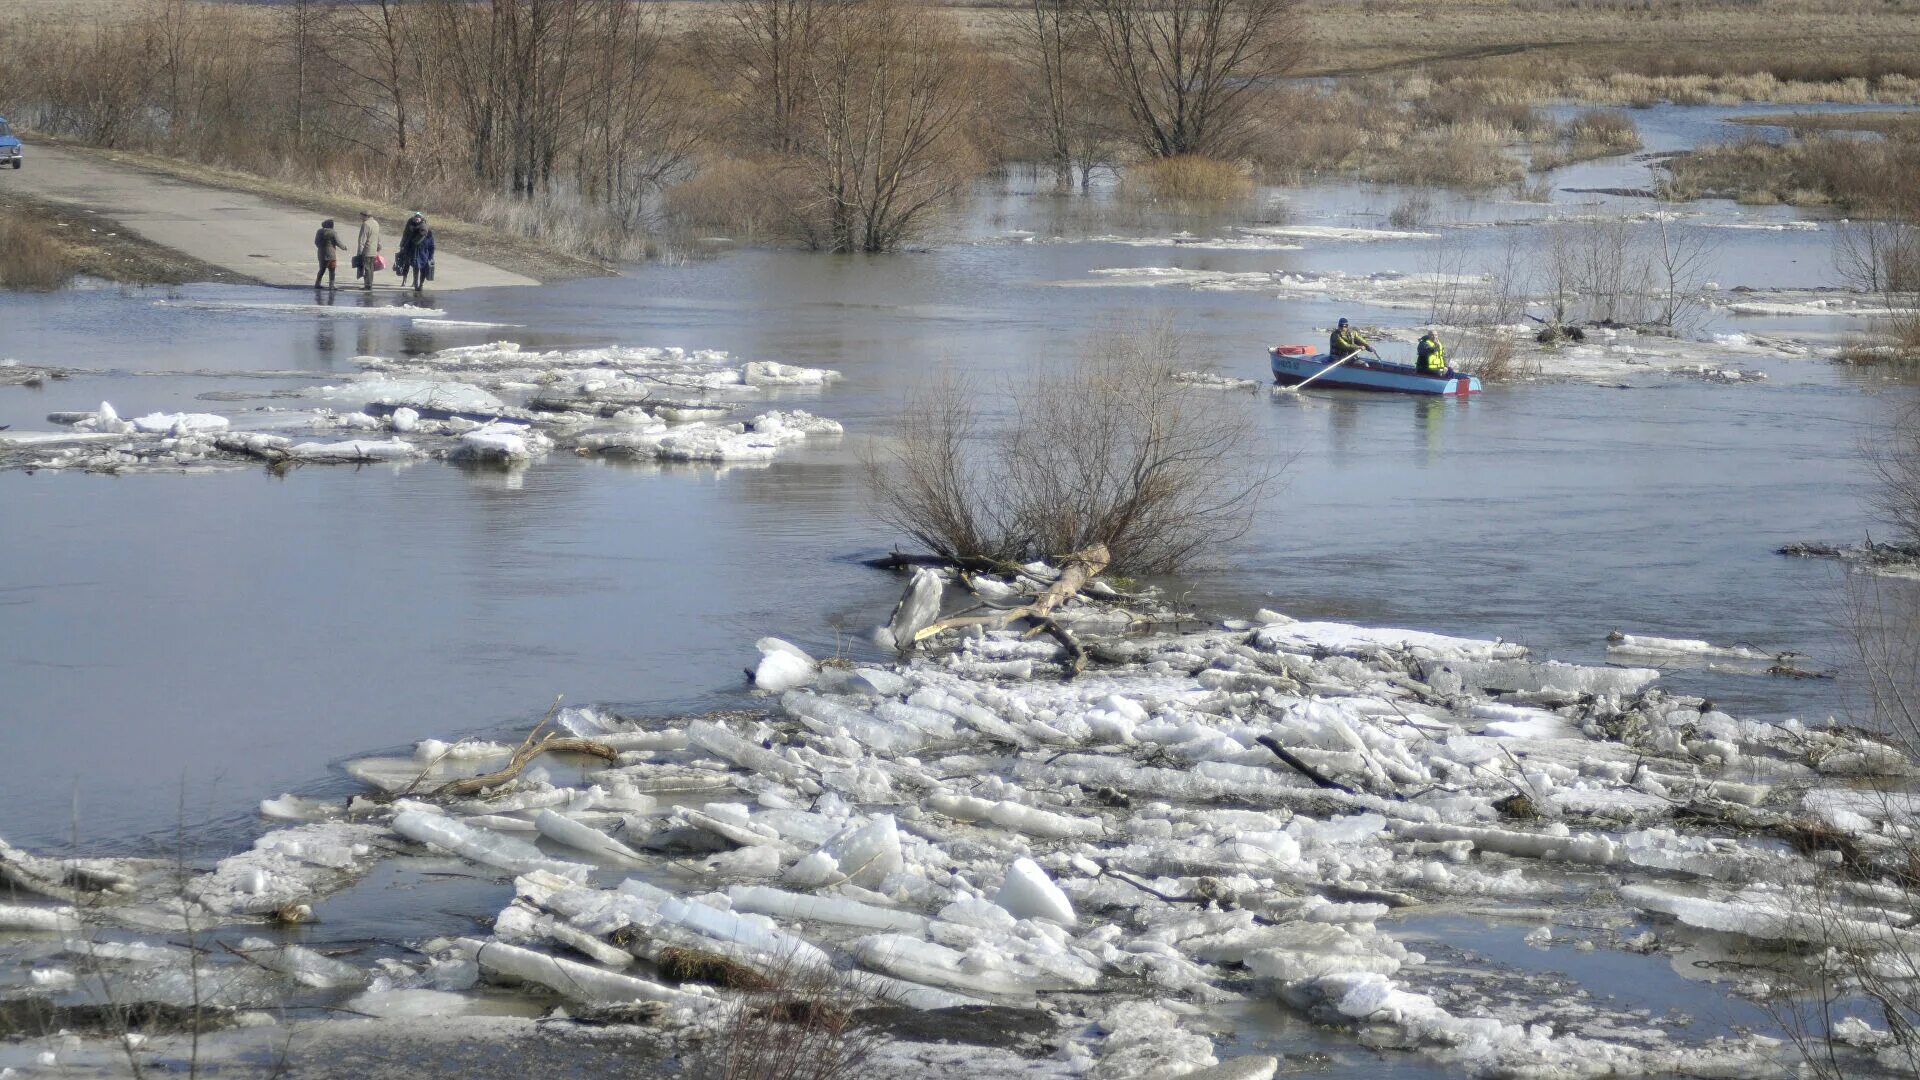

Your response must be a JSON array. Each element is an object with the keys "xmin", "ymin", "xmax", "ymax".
[{"xmin": 4, "ymin": 144, "xmax": 540, "ymax": 290}]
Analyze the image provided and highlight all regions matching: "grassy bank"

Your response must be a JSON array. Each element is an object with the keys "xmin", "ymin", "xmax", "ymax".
[{"xmin": 0, "ymin": 188, "xmax": 236, "ymax": 288}]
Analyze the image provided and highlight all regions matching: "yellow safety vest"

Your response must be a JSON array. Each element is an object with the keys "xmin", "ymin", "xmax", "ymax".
[{"xmin": 1418, "ymin": 339, "xmax": 1445, "ymax": 372}]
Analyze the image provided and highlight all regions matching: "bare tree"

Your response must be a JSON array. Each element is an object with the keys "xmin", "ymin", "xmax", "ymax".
[
  {"xmin": 571, "ymin": 1, "xmax": 702, "ymax": 223},
  {"xmin": 318, "ymin": 0, "xmax": 415, "ymax": 159},
  {"xmin": 786, "ymin": 0, "xmax": 985, "ymax": 252},
  {"xmin": 1649, "ymin": 216, "xmax": 1719, "ymax": 331},
  {"xmin": 1069, "ymin": 0, "xmax": 1305, "ymax": 160},
  {"xmin": 1000, "ymin": 0, "xmax": 1111, "ymax": 189},
  {"xmin": 718, "ymin": 0, "xmax": 852, "ymax": 153},
  {"xmin": 271, "ymin": 0, "xmax": 327, "ymax": 151},
  {"xmin": 868, "ymin": 321, "xmax": 1279, "ymax": 573}
]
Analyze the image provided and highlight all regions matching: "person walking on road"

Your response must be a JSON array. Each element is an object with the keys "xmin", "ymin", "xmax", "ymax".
[
  {"xmin": 355, "ymin": 211, "xmax": 382, "ymax": 290},
  {"xmin": 396, "ymin": 212, "xmax": 434, "ymax": 290},
  {"xmin": 408, "ymin": 223, "xmax": 435, "ymax": 291},
  {"xmin": 313, "ymin": 218, "xmax": 347, "ymax": 290}
]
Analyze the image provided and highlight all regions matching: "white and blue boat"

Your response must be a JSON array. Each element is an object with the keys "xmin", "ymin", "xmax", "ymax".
[{"xmin": 1269, "ymin": 345, "xmax": 1482, "ymax": 396}]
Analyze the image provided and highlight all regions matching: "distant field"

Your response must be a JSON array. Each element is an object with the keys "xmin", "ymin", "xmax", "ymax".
[
  {"xmin": 13, "ymin": 0, "xmax": 1920, "ymax": 79},
  {"xmin": 1730, "ymin": 110, "xmax": 1920, "ymax": 135}
]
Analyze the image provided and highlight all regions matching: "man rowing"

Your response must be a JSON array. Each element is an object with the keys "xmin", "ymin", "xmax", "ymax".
[{"xmin": 1329, "ymin": 318, "xmax": 1374, "ymax": 363}]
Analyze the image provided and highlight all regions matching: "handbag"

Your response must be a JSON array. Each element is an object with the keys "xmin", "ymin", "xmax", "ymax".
[
  {"xmin": 373, "ymin": 253, "xmax": 388, "ymax": 271},
  {"xmin": 425, "ymin": 262, "xmax": 435, "ymax": 282},
  {"xmin": 350, "ymin": 254, "xmax": 363, "ymax": 271}
]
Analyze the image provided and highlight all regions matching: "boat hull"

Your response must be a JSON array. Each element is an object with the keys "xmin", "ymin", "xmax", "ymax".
[{"xmin": 1269, "ymin": 349, "xmax": 1481, "ymax": 396}]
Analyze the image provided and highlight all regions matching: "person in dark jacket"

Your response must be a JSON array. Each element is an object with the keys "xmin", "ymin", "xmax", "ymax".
[
  {"xmin": 395, "ymin": 212, "xmax": 424, "ymax": 283},
  {"xmin": 396, "ymin": 213, "xmax": 434, "ymax": 290},
  {"xmin": 313, "ymin": 219, "xmax": 347, "ymax": 290},
  {"xmin": 407, "ymin": 226, "xmax": 435, "ymax": 291}
]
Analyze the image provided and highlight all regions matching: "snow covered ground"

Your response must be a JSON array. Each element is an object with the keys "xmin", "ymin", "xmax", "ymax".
[{"xmin": 3, "ymin": 570, "xmax": 1912, "ymax": 1078}]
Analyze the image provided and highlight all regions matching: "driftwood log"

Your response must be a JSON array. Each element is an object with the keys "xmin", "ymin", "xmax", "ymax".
[
  {"xmin": 371, "ymin": 698, "xmax": 619, "ymax": 803},
  {"xmin": 910, "ymin": 544, "xmax": 1111, "ymax": 676}
]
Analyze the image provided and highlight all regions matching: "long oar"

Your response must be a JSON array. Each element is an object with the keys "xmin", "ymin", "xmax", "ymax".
[{"xmin": 1283, "ymin": 345, "xmax": 1374, "ymax": 392}]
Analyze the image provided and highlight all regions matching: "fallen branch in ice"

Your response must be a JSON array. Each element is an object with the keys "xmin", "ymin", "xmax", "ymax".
[
  {"xmin": 910, "ymin": 545, "xmax": 1111, "ymax": 676},
  {"xmin": 1253, "ymin": 735, "xmax": 1359, "ymax": 796},
  {"xmin": 369, "ymin": 699, "xmax": 618, "ymax": 804}
]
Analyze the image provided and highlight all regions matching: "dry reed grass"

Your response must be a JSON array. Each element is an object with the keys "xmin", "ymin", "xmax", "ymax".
[
  {"xmin": 0, "ymin": 217, "xmax": 78, "ymax": 290},
  {"xmin": 1122, "ymin": 155, "xmax": 1254, "ymax": 202},
  {"xmin": 1660, "ymin": 133, "xmax": 1919, "ymax": 210},
  {"xmin": 689, "ymin": 956, "xmax": 878, "ymax": 1080},
  {"xmin": 1530, "ymin": 109, "xmax": 1643, "ymax": 170}
]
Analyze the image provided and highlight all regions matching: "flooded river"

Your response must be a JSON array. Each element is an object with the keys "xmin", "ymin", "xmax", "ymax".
[{"xmin": 1, "ymin": 101, "xmax": 1917, "ymax": 1076}]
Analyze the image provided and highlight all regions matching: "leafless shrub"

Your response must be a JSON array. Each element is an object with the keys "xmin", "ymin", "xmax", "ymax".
[
  {"xmin": 1387, "ymin": 194, "xmax": 1432, "ymax": 230},
  {"xmin": 1530, "ymin": 108, "xmax": 1642, "ymax": 170},
  {"xmin": 1427, "ymin": 232, "xmax": 1537, "ymax": 381},
  {"xmin": 665, "ymin": 157, "xmax": 813, "ymax": 245},
  {"xmin": 1122, "ymin": 155, "xmax": 1254, "ymax": 202},
  {"xmin": 0, "ymin": 217, "xmax": 77, "ymax": 291},
  {"xmin": 867, "ymin": 320, "xmax": 1279, "ymax": 574}
]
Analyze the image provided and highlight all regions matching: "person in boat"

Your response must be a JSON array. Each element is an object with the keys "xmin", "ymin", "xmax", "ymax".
[
  {"xmin": 1329, "ymin": 318, "xmax": 1372, "ymax": 362},
  {"xmin": 1416, "ymin": 329, "xmax": 1447, "ymax": 376}
]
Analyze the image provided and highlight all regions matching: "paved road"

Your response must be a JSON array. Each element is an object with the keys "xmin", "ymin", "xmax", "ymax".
[{"xmin": 4, "ymin": 144, "xmax": 539, "ymax": 290}]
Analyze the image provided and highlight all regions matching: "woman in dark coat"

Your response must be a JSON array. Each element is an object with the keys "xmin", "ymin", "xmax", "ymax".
[
  {"xmin": 396, "ymin": 212, "xmax": 434, "ymax": 290},
  {"xmin": 313, "ymin": 219, "xmax": 347, "ymax": 289},
  {"xmin": 408, "ymin": 227, "xmax": 435, "ymax": 291}
]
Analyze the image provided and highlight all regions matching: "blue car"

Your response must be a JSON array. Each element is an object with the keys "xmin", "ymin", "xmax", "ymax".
[{"xmin": 0, "ymin": 116, "xmax": 21, "ymax": 169}]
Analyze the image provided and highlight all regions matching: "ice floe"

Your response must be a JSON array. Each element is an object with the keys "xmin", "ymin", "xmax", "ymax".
[{"xmin": 7, "ymin": 569, "xmax": 1917, "ymax": 1077}]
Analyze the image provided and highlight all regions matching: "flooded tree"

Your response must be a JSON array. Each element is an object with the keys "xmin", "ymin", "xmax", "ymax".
[
  {"xmin": 1068, "ymin": 0, "xmax": 1306, "ymax": 160},
  {"xmin": 784, "ymin": 0, "xmax": 985, "ymax": 252},
  {"xmin": 1000, "ymin": 0, "xmax": 1112, "ymax": 190}
]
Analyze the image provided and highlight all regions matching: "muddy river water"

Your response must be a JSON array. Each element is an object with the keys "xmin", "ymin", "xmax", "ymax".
[{"xmin": 1, "ymin": 102, "xmax": 1917, "ymax": 1076}]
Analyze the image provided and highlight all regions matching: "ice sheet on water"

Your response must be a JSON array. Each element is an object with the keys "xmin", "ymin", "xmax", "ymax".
[
  {"xmin": 449, "ymin": 422, "xmax": 551, "ymax": 464},
  {"xmin": 1253, "ymin": 621, "xmax": 1528, "ymax": 662},
  {"xmin": 310, "ymin": 379, "xmax": 506, "ymax": 415},
  {"xmin": 130, "ymin": 412, "xmax": 229, "ymax": 436},
  {"xmin": 726, "ymin": 885, "xmax": 931, "ymax": 933},
  {"xmin": 1087, "ymin": 232, "xmax": 1306, "ymax": 251},
  {"xmin": 1239, "ymin": 224, "xmax": 1438, "ymax": 242},
  {"xmin": 754, "ymin": 638, "xmax": 817, "ymax": 692},
  {"xmin": 533, "ymin": 809, "xmax": 645, "ymax": 865},
  {"xmin": 460, "ymin": 937, "xmax": 701, "ymax": 1007},
  {"xmin": 284, "ymin": 437, "xmax": 421, "ymax": 463},
  {"xmin": 156, "ymin": 300, "xmax": 446, "ymax": 319},
  {"xmin": 1430, "ymin": 657, "xmax": 1659, "ymax": 697},
  {"xmin": 787, "ymin": 815, "xmax": 904, "ymax": 890},
  {"xmin": 1605, "ymin": 633, "xmax": 1787, "ymax": 662}
]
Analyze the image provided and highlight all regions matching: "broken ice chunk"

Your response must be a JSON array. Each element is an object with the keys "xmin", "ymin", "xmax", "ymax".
[
  {"xmin": 994, "ymin": 858, "xmax": 1077, "ymax": 926},
  {"xmin": 754, "ymin": 638, "xmax": 817, "ymax": 692},
  {"xmin": 877, "ymin": 568, "xmax": 943, "ymax": 652},
  {"xmin": 533, "ymin": 809, "xmax": 646, "ymax": 865},
  {"xmin": 393, "ymin": 811, "xmax": 591, "ymax": 881},
  {"xmin": 785, "ymin": 815, "xmax": 904, "ymax": 890}
]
